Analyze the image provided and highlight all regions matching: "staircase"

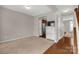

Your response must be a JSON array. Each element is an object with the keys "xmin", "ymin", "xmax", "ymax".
[{"xmin": 44, "ymin": 37, "xmax": 73, "ymax": 54}]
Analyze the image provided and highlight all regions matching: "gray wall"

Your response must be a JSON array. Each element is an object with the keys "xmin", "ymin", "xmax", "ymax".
[{"xmin": 0, "ymin": 7, "xmax": 34, "ymax": 42}]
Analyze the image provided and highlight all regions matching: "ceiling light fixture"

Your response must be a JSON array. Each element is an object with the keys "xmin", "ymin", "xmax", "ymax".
[
  {"xmin": 63, "ymin": 9, "xmax": 70, "ymax": 13},
  {"xmin": 24, "ymin": 6, "xmax": 32, "ymax": 10}
]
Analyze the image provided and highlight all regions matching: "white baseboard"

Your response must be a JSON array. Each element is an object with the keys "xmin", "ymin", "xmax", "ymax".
[
  {"xmin": 0, "ymin": 36, "xmax": 33, "ymax": 43},
  {"xmin": 55, "ymin": 35, "xmax": 64, "ymax": 43}
]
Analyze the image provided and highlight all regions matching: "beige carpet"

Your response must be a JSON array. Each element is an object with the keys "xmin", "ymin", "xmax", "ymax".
[{"xmin": 0, "ymin": 36, "xmax": 54, "ymax": 54}]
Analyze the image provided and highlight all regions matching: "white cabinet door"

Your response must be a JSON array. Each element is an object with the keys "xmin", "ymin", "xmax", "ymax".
[
  {"xmin": 46, "ymin": 26, "xmax": 56, "ymax": 41},
  {"xmin": 46, "ymin": 33, "xmax": 56, "ymax": 40},
  {"xmin": 46, "ymin": 26, "xmax": 55, "ymax": 34}
]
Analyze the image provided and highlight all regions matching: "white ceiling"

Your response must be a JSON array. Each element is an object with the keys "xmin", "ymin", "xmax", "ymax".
[
  {"xmin": 2, "ymin": 5, "xmax": 52, "ymax": 16},
  {"xmin": 56, "ymin": 5, "xmax": 77, "ymax": 12},
  {"xmin": 2, "ymin": 5, "xmax": 77, "ymax": 16}
]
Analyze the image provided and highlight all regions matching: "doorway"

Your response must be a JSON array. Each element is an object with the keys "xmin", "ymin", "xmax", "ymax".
[{"xmin": 40, "ymin": 19, "xmax": 47, "ymax": 38}]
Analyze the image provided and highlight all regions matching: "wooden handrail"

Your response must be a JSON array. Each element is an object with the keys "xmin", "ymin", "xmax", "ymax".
[
  {"xmin": 75, "ymin": 8, "xmax": 79, "ymax": 25},
  {"xmin": 73, "ymin": 27, "xmax": 78, "ymax": 54},
  {"xmin": 74, "ymin": 8, "xmax": 78, "ymax": 53}
]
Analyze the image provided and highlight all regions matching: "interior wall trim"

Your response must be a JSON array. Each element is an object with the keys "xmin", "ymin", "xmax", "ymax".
[{"xmin": 0, "ymin": 36, "xmax": 33, "ymax": 43}]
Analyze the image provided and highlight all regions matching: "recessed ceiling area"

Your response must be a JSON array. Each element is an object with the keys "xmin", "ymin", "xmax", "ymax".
[
  {"xmin": 2, "ymin": 5, "xmax": 52, "ymax": 16},
  {"xmin": 56, "ymin": 5, "xmax": 77, "ymax": 13},
  {"xmin": 1, "ymin": 5, "xmax": 77, "ymax": 16}
]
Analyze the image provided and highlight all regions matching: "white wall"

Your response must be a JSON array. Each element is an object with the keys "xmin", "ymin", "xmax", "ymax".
[
  {"xmin": 34, "ymin": 11, "xmax": 76, "ymax": 41},
  {"xmin": 33, "ymin": 12, "xmax": 60, "ymax": 42},
  {"xmin": 33, "ymin": 17, "xmax": 39, "ymax": 36},
  {"xmin": 33, "ymin": 12, "xmax": 56, "ymax": 36},
  {"xmin": 0, "ymin": 7, "xmax": 34, "ymax": 42}
]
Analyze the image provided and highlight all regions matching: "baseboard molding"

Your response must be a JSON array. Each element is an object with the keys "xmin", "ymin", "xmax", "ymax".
[
  {"xmin": 55, "ymin": 35, "xmax": 64, "ymax": 43},
  {"xmin": 0, "ymin": 36, "xmax": 33, "ymax": 43}
]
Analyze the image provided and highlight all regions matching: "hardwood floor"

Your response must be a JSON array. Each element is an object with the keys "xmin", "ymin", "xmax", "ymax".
[{"xmin": 44, "ymin": 37, "xmax": 73, "ymax": 54}]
